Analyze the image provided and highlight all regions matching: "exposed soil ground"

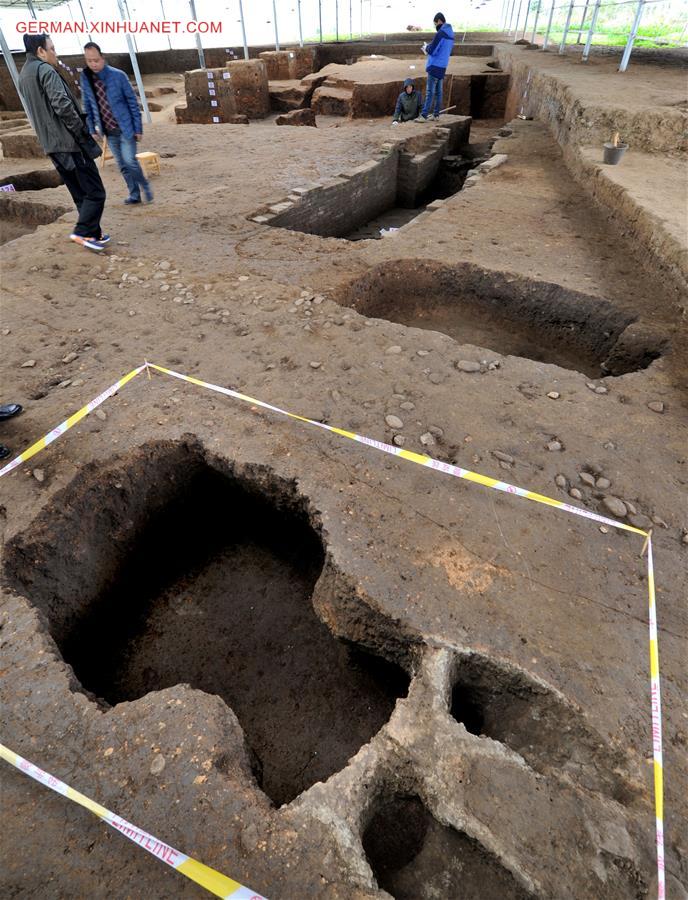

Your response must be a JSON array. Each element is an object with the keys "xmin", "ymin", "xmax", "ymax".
[{"xmin": 0, "ymin": 45, "xmax": 687, "ymax": 900}]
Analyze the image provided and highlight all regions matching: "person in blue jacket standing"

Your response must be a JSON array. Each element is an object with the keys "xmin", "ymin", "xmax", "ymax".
[
  {"xmin": 80, "ymin": 42, "xmax": 153, "ymax": 205},
  {"xmin": 417, "ymin": 12, "xmax": 455, "ymax": 121}
]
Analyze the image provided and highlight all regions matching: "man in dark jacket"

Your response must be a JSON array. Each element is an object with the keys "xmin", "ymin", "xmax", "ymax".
[
  {"xmin": 417, "ymin": 12, "xmax": 455, "ymax": 122},
  {"xmin": 18, "ymin": 33, "xmax": 108, "ymax": 252},
  {"xmin": 392, "ymin": 78, "xmax": 423, "ymax": 124},
  {"xmin": 81, "ymin": 42, "xmax": 152, "ymax": 205}
]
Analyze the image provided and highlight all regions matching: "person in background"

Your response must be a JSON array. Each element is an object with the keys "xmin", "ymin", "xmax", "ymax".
[
  {"xmin": 392, "ymin": 78, "xmax": 423, "ymax": 124},
  {"xmin": 80, "ymin": 41, "xmax": 153, "ymax": 205},
  {"xmin": 417, "ymin": 12, "xmax": 455, "ymax": 122},
  {"xmin": 0, "ymin": 403, "xmax": 24, "ymax": 461},
  {"xmin": 18, "ymin": 34, "xmax": 108, "ymax": 253}
]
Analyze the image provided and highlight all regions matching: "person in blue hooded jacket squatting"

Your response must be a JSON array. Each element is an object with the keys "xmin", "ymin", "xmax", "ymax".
[
  {"xmin": 417, "ymin": 12, "xmax": 455, "ymax": 122},
  {"xmin": 80, "ymin": 41, "xmax": 153, "ymax": 205}
]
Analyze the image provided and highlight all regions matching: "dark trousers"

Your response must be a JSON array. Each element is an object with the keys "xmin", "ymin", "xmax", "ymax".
[{"xmin": 50, "ymin": 152, "xmax": 106, "ymax": 239}]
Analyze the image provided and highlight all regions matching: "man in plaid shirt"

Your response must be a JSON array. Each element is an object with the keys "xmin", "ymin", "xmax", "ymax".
[{"xmin": 80, "ymin": 41, "xmax": 153, "ymax": 206}]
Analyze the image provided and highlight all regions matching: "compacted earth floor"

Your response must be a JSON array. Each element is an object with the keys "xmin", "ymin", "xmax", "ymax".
[{"xmin": 0, "ymin": 56, "xmax": 686, "ymax": 900}]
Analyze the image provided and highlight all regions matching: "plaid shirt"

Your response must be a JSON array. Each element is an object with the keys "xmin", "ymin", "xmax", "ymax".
[{"xmin": 92, "ymin": 74, "xmax": 118, "ymax": 132}]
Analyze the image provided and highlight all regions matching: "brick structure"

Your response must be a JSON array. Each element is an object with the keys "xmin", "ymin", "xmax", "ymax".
[
  {"xmin": 175, "ymin": 60, "xmax": 269, "ymax": 125},
  {"xmin": 250, "ymin": 118, "xmax": 472, "ymax": 237}
]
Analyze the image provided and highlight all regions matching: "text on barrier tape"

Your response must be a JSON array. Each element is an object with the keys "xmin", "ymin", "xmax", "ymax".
[
  {"xmin": 0, "ymin": 744, "xmax": 267, "ymax": 899},
  {"xmin": 0, "ymin": 360, "xmax": 665, "ymax": 899}
]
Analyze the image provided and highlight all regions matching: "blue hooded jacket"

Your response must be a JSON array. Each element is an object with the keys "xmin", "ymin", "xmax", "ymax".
[
  {"xmin": 425, "ymin": 22, "xmax": 455, "ymax": 75},
  {"xmin": 80, "ymin": 64, "xmax": 142, "ymax": 139}
]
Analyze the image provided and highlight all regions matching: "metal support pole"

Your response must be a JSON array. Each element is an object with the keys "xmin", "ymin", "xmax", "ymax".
[
  {"xmin": 26, "ymin": 0, "xmax": 37, "ymax": 18},
  {"xmin": 531, "ymin": 0, "xmax": 543, "ymax": 42},
  {"xmin": 159, "ymin": 0, "xmax": 172, "ymax": 50},
  {"xmin": 0, "ymin": 26, "xmax": 34, "ymax": 128},
  {"xmin": 297, "ymin": 0, "xmax": 303, "ymax": 47},
  {"xmin": 542, "ymin": 0, "xmax": 556, "ymax": 49},
  {"xmin": 188, "ymin": 0, "xmax": 205, "ymax": 68},
  {"xmin": 581, "ymin": 0, "xmax": 601, "ymax": 59},
  {"xmin": 512, "ymin": 0, "xmax": 524, "ymax": 37},
  {"xmin": 319, "ymin": 0, "xmax": 323, "ymax": 42},
  {"xmin": 349, "ymin": 0, "xmax": 353, "ymax": 39},
  {"xmin": 522, "ymin": 0, "xmax": 531, "ymax": 39},
  {"xmin": 77, "ymin": 0, "xmax": 92, "ymax": 41},
  {"xmin": 618, "ymin": 0, "xmax": 645, "ymax": 71},
  {"xmin": 558, "ymin": 0, "xmax": 576, "ymax": 52},
  {"xmin": 123, "ymin": 0, "xmax": 138, "ymax": 53},
  {"xmin": 272, "ymin": 0, "xmax": 280, "ymax": 50},
  {"xmin": 116, "ymin": 0, "xmax": 151, "ymax": 122},
  {"xmin": 238, "ymin": 0, "xmax": 249, "ymax": 59},
  {"xmin": 575, "ymin": 0, "xmax": 590, "ymax": 41},
  {"xmin": 360, "ymin": 0, "xmax": 363, "ymax": 37},
  {"xmin": 335, "ymin": 0, "xmax": 339, "ymax": 41},
  {"xmin": 507, "ymin": 0, "xmax": 517, "ymax": 33}
]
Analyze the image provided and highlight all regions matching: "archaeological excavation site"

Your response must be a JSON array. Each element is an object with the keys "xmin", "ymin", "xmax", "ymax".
[{"xmin": 0, "ymin": 4, "xmax": 686, "ymax": 899}]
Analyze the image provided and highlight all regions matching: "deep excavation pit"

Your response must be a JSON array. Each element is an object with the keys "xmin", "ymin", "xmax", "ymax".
[
  {"xmin": 450, "ymin": 653, "xmax": 638, "ymax": 802},
  {"xmin": 3, "ymin": 441, "xmax": 410, "ymax": 807},
  {"xmin": 334, "ymin": 260, "xmax": 666, "ymax": 377},
  {"xmin": 361, "ymin": 792, "xmax": 532, "ymax": 899},
  {"xmin": 0, "ymin": 170, "xmax": 69, "ymax": 245},
  {"xmin": 0, "ymin": 169, "xmax": 63, "ymax": 191}
]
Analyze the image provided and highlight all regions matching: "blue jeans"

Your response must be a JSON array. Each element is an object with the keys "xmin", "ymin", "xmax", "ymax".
[
  {"xmin": 422, "ymin": 73, "xmax": 444, "ymax": 117},
  {"xmin": 106, "ymin": 129, "xmax": 149, "ymax": 201}
]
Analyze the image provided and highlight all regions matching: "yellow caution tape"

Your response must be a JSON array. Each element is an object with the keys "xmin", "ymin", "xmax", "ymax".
[{"xmin": 0, "ymin": 743, "xmax": 267, "ymax": 899}]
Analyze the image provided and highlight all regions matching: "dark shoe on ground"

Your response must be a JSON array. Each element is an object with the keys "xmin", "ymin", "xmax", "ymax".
[
  {"xmin": 124, "ymin": 197, "xmax": 141, "ymax": 205},
  {"xmin": 0, "ymin": 444, "xmax": 11, "ymax": 460},
  {"xmin": 70, "ymin": 234, "xmax": 106, "ymax": 252},
  {"xmin": 0, "ymin": 403, "xmax": 22, "ymax": 420},
  {"xmin": 98, "ymin": 233, "xmax": 111, "ymax": 244}
]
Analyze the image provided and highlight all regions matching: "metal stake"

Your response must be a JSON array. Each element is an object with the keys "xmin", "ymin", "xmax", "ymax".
[
  {"xmin": 116, "ymin": 0, "xmax": 151, "ymax": 122},
  {"xmin": 0, "ymin": 25, "xmax": 34, "ymax": 127},
  {"xmin": 238, "ymin": 0, "xmax": 249, "ymax": 59},
  {"xmin": 335, "ymin": 0, "xmax": 339, "ymax": 41},
  {"xmin": 349, "ymin": 0, "xmax": 353, "ymax": 39},
  {"xmin": 558, "ymin": 0, "xmax": 576, "ymax": 52},
  {"xmin": 319, "ymin": 0, "xmax": 323, "ymax": 42},
  {"xmin": 619, "ymin": 0, "xmax": 645, "ymax": 71},
  {"xmin": 272, "ymin": 0, "xmax": 280, "ymax": 50},
  {"xmin": 542, "ymin": 0, "xmax": 556, "ymax": 49},
  {"xmin": 188, "ymin": 0, "xmax": 205, "ymax": 68},
  {"xmin": 581, "ymin": 0, "xmax": 601, "ymax": 60},
  {"xmin": 297, "ymin": 0, "xmax": 303, "ymax": 47}
]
